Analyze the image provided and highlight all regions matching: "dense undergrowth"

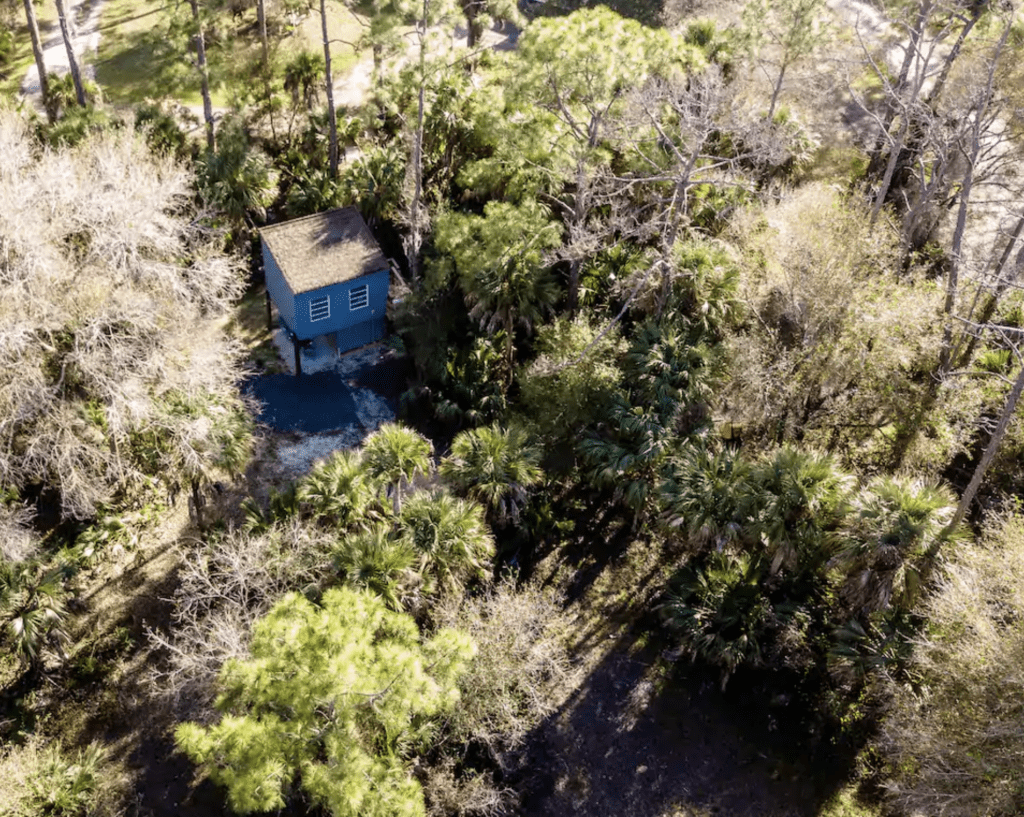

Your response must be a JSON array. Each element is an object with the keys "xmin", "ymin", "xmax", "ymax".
[{"xmin": 4, "ymin": 0, "xmax": 1024, "ymax": 815}]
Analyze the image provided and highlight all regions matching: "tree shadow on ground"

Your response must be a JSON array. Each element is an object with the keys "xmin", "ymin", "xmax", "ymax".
[
  {"xmin": 27, "ymin": 520, "xmax": 233, "ymax": 817},
  {"xmin": 512, "ymin": 635, "xmax": 858, "ymax": 817},
  {"xmin": 527, "ymin": 487, "xmax": 658, "ymax": 609}
]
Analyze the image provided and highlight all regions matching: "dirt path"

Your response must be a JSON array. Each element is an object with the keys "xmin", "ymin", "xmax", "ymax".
[{"xmin": 20, "ymin": 0, "xmax": 107, "ymax": 97}]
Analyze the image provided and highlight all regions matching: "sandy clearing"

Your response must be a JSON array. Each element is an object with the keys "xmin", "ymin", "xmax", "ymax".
[{"xmin": 20, "ymin": 0, "xmax": 107, "ymax": 97}]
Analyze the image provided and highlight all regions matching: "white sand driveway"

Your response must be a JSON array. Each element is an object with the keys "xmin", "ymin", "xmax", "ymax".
[{"xmin": 20, "ymin": 0, "xmax": 108, "ymax": 97}]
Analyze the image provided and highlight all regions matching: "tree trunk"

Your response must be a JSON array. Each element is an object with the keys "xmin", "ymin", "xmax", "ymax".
[
  {"xmin": 767, "ymin": 61, "xmax": 786, "ymax": 120},
  {"xmin": 504, "ymin": 311, "xmax": 514, "ymax": 388},
  {"xmin": 941, "ymin": 358, "xmax": 1024, "ymax": 539},
  {"xmin": 189, "ymin": 478, "xmax": 207, "ymax": 530},
  {"xmin": 23, "ymin": 0, "xmax": 53, "ymax": 123},
  {"xmin": 406, "ymin": 0, "xmax": 429, "ymax": 282},
  {"xmin": 320, "ymin": 0, "xmax": 339, "ymax": 177},
  {"xmin": 53, "ymin": 0, "xmax": 86, "ymax": 107},
  {"xmin": 256, "ymin": 0, "xmax": 276, "ymax": 141},
  {"xmin": 953, "ymin": 209, "xmax": 1024, "ymax": 368},
  {"xmin": 924, "ymin": 3, "xmax": 984, "ymax": 108},
  {"xmin": 461, "ymin": 0, "xmax": 482, "ymax": 47},
  {"xmin": 870, "ymin": 115, "xmax": 910, "ymax": 224},
  {"xmin": 188, "ymin": 0, "xmax": 216, "ymax": 153},
  {"xmin": 257, "ymin": 0, "xmax": 269, "ymax": 66},
  {"xmin": 937, "ymin": 17, "xmax": 1011, "ymax": 376},
  {"xmin": 870, "ymin": 0, "xmax": 931, "ymax": 165},
  {"xmin": 566, "ymin": 156, "xmax": 589, "ymax": 316}
]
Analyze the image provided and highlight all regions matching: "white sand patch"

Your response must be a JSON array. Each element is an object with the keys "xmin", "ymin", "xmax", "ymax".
[{"xmin": 273, "ymin": 430, "xmax": 365, "ymax": 478}]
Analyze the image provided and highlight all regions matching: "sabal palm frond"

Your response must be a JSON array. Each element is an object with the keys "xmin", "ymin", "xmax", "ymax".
[
  {"xmin": 834, "ymin": 476, "xmax": 958, "ymax": 614},
  {"xmin": 441, "ymin": 424, "xmax": 543, "ymax": 526},
  {"xmin": 332, "ymin": 526, "xmax": 415, "ymax": 611},
  {"xmin": 661, "ymin": 444, "xmax": 749, "ymax": 550},
  {"xmin": 0, "ymin": 560, "xmax": 70, "ymax": 665},
  {"xmin": 741, "ymin": 446, "xmax": 854, "ymax": 576},
  {"xmin": 283, "ymin": 50, "xmax": 324, "ymax": 111},
  {"xmin": 660, "ymin": 551, "xmax": 772, "ymax": 688},
  {"xmin": 625, "ymin": 322, "xmax": 724, "ymax": 431},
  {"xmin": 362, "ymin": 423, "xmax": 433, "ymax": 515},
  {"xmin": 298, "ymin": 450, "xmax": 378, "ymax": 530},
  {"xmin": 398, "ymin": 491, "xmax": 494, "ymax": 595}
]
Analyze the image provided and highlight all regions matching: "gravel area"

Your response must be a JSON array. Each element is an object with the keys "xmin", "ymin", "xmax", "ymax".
[{"xmin": 244, "ymin": 339, "xmax": 404, "ymax": 477}]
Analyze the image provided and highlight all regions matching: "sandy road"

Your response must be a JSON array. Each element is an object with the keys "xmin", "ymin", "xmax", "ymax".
[{"xmin": 20, "ymin": 0, "xmax": 108, "ymax": 97}]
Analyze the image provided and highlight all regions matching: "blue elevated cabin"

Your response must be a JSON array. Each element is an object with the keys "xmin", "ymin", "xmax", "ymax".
[{"xmin": 260, "ymin": 207, "xmax": 391, "ymax": 375}]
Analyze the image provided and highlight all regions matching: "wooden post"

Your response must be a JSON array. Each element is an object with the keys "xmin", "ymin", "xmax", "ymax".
[
  {"xmin": 294, "ymin": 336, "xmax": 302, "ymax": 377},
  {"xmin": 266, "ymin": 290, "xmax": 273, "ymax": 331}
]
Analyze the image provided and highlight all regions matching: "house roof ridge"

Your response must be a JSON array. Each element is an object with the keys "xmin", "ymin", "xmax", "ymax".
[{"xmin": 260, "ymin": 206, "xmax": 389, "ymax": 295}]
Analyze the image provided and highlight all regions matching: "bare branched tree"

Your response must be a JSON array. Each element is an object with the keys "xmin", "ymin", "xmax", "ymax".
[
  {"xmin": 0, "ymin": 114, "xmax": 247, "ymax": 520},
  {"xmin": 146, "ymin": 519, "xmax": 334, "ymax": 720}
]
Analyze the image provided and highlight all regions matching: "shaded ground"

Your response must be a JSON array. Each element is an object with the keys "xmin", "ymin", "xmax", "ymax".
[
  {"xmin": 244, "ymin": 342, "xmax": 400, "ymax": 435},
  {"xmin": 520, "ymin": 650, "xmax": 821, "ymax": 817},
  {"xmin": 512, "ymin": 507, "xmax": 859, "ymax": 817}
]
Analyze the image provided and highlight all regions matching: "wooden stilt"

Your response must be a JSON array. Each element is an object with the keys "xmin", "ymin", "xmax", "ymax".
[
  {"xmin": 266, "ymin": 290, "xmax": 273, "ymax": 331},
  {"xmin": 294, "ymin": 336, "xmax": 302, "ymax": 377}
]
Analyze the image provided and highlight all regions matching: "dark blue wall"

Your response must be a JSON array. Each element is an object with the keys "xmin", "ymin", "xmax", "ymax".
[
  {"xmin": 291, "ymin": 269, "xmax": 389, "ymax": 344},
  {"xmin": 263, "ymin": 240, "xmax": 295, "ymax": 331}
]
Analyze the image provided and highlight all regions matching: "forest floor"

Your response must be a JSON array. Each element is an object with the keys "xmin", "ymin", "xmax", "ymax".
[
  {"xmin": 11, "ymin": 3, "xmax": 1018, "ymax": 817},
  {"xmin": 515, "ymin": 518, "xmax": 866, "ymax": 817}
]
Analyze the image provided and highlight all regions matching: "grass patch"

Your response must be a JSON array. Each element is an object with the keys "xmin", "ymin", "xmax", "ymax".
[
  {"xmin": 94, "ymin": 0, "xmax": 365, "ymax": 109},
  {"xmin": 226, "ymin": 288, "xmax": 287, "ymax": 373},
  {"xmin": 0, "ymin": 0, "xmax": 61, "ymax": 98},
  {"xmin": 798, "ymin": 144, "xmax": 870, "ymax": 185}
]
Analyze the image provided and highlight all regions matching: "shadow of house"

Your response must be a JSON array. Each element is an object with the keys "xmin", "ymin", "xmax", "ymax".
[{"xmin": 261, "ymin": 207, "xmax": 391, "ymax": 375}]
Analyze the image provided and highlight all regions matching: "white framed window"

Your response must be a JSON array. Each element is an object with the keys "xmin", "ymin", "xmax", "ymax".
[
  {"xmin": 349, "ymin": 284, "xmax": 369, "ymax": 311},
  {"xmin": 309, "ymin": 295, "xmax": 331, "ymax": 322}
]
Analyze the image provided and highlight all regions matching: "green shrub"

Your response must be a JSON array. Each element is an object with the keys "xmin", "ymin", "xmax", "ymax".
[{"xmin": 2, "ymin": 740, "xmax": 111, "ymax": 817}]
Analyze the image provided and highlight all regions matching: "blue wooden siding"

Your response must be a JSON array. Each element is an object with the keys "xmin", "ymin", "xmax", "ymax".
[
  {"xmin": 262, "ymin": 240, "xmax": 296, "ymax": 331},
  {"xmin": 335, "ymin": 316, "xmax": 386, "ymax": 352},
  {"xmin": 291, "ymin": 269, "xmax": 390, "ymax": 347}
]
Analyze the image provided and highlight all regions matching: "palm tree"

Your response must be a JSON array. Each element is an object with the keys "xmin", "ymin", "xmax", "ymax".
[
  {"xmin": 625, "ymin": 322, "xmax": 724, "ymax": 432},
  {"xmin": 297, "ymin": 449, "xmax": 379, "ymax": 531},
  {"xmin": 398, "ymin": 490, "xmax": 494, "ymax": 596},
  {"xmin": 740, "ymin": 446, "xmax": 854, "ymax": 576},
  {"xmin": 465, "ymin": 252, "xmax": 560, "ymax": 384},
  {"xmin": 362, "ymin": 423, "xmax": 433, "ymax": 515},
  {"xmin": 577, "ymin": 396, "xmax": 674, "ymax": 518},
  {"xmin": 199, "ymin": 119, "xmax": 277, "ymax": 227},
  {"xmin": 440, "ymin": 423, "xmax": 543, "ymax": 527},
  {"xmin": 283, "ymin": 51, "xmax": 324, "ymax": 113},
  {"xmin": 833, "ymin": 476, "xmax": 958, "ymax": 614},
  {"xmin": 659, "ymin": 551, "xmax": 772, "ymax": 689},
  {"xmin": 22, "ymin": 0, "xmax": 53, "ymax": 123},
  {"xmin": 0, "ymin": 559, "xmax": 70, "ymax": 668},
  {"xmin": 332, "ymin": 525, "xmax": 415, "ymax": 610},
  {"xmin": 661, "ymin": 444, "xmax": 749, "ymax": 552},
  {"xmin": 436, "ymin": 201, "xmax": 562, "ymax": 384}
]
